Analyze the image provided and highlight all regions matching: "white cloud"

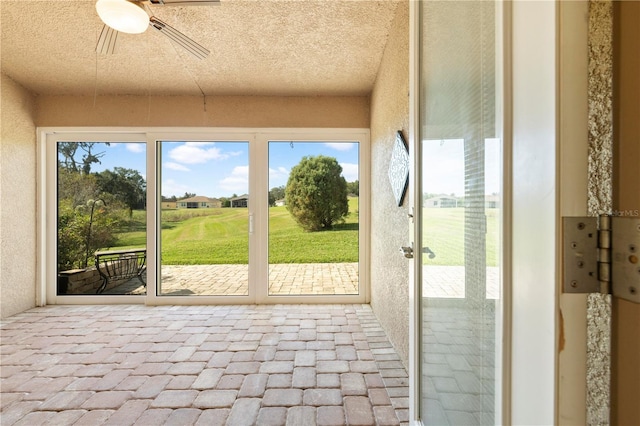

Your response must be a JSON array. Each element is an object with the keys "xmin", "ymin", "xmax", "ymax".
[
  {"xmin": 268, "ymin": 167, "xmax": 289, "ymax": 188},
  {"xmin": 161, "ymin": 179, "xmax": 191, "ymax": 198},
  {"xmin": 340, "ymin": 162, "xmax": 359, "ymax": 182},
  {"xmin": 220, "ymin": 165, "xmax": 249, "ymax": 193},
  {"xmin": 169, "ymin": 142, "xmax": 231, "ymax": 165},
  {"xmin": 269, "ymin": 166, "xmax": 289, "ymax": 179},
  {"xmin": 126, "ymin": 143, "xmax": 145, "ymax": 153},
  {"xmin": 165, "ymin": 162, "xmax": 190, "ymax": 172},
  {"xmin": 325, "ymin": 142, "xmax": 354, "ymax": 152}
]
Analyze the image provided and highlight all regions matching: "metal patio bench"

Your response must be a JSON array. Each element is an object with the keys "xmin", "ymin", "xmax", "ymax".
[{"xmin": 95, "ymin": 248, "xmax": 147, "ymax": 294}]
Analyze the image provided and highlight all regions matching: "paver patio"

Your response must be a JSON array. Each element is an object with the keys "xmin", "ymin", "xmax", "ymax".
[
  {"xmin": 106, "ymin": 264, "xmax": 498, "ymax": 300},
  {"xmin": 105, "ymin": 263, "xmax": 359, "ymax": 296},
  {"xmin": 0, "ymin": 304, "xmax": 409, "ymax": 426}
]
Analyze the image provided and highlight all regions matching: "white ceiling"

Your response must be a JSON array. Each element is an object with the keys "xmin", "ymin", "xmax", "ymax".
[{"xmin": 1, "ymin": 0, "xmax": 400, "ymax": 97}]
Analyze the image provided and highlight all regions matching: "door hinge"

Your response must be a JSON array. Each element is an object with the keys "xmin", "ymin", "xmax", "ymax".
[{"xmin": 563, "ymin": 215, "xmax": 640, "ymax": 304}]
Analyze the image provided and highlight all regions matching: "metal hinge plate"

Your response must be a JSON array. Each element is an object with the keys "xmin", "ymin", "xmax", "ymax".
[
  {"xmin": 611, "ymin": 217, "xmax": 640, "ymax": 303},
  {"xmin": 563, "ymin": 216, "xmax": 640, "ymax": 304}
]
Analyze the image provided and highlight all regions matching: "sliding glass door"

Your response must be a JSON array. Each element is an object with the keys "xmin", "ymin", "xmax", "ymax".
[
  {"xmin": 158, "ymin": 141, "xmax": 250, "ymax": 297},
  {"xmin": 412, "ymin": 1, "xmax": 504, "ymax": 424},
  {"xmin": 267, "ymin": 141, "xmax": 361, "ymax": 297},
  {"xmin": 54, "ymin": 140, "xmax": 147, "ymax": 297},
  {"xmin": 48, "ymin": 130, "xmax": 368, "ymax": 305}
]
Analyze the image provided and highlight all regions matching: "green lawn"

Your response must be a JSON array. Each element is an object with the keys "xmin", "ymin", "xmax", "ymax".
[
  {"xmin": 111, "ymin": 210, "xmax": 147, "ymax": 248},
  {"xmin": 112, "ymin": 201, "xmax": 498, "ymax": 266},
  {"xmin": 422, "ymin": 207, "xmax": 499, "ymax": 266},
  {"xmin": 111, "ymin": 198, "xmax": 359, "ymax": 264},
  {"xmin": 268, "ymin": 197, "xmax": 359, "ymax": 263}
]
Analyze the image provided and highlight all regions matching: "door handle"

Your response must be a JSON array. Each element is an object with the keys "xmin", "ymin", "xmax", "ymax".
[
  {"xmin": 400, "ymin": 246, "xmax": 436, "ymax": 259},
  {"xmin": 423, "ymin": 247, "xmax": 436, "ymax": 259},
  {"xmin": 400, "ymin": 246, "xmax": 414, "ymax": 259}
]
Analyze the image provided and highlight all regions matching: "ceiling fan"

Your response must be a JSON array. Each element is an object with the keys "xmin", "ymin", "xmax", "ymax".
[{"xmin": 95, "ymin": 0, "xmax": 217, "ymax": 59}]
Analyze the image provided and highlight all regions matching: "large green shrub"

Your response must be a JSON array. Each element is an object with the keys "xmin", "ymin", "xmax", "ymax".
[
  {"xmin": 57, "ymin": 199, "xmax": 121, "ymax": 270},
  {"xmin": 285, "ymin": 155, "xmax": 349, "ymax": 232}
]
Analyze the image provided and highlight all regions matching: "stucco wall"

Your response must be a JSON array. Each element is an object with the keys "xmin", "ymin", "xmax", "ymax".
[
  {"xmin": 369, "ymin": 1, "xmax": 410, "ymax": 367},
  {"xmin": 36, "ymin": 95, "xmax": 370, "ymax": 128},
  {"xmin": 1, "ymin": 73, "xmax": 37, "ymax": 318}
]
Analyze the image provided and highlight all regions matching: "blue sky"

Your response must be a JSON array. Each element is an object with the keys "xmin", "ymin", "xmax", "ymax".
[
  {"xmin": 75, "ymin": 138, "xmax": 500, "ymax": 199},
  {"xmin": 83, "ymin": 141, "xmax": 360, "ymax": 199}
]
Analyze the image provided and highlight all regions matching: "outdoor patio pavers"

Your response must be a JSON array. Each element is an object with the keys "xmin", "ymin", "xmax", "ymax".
[
  {"xmin": 268, "ymin": 263, "xmax": 359, "ymax": 296},
  {"xmin": 0, "ymin": 304, "xmax": 409, "ymax": 426},
  {"xmin": 104, "ymin": 263, "xmax": 360, "ymax": 296},
  {"xmin": 106, "ymin": 263, "xmax": 497, "ymax": 300}
]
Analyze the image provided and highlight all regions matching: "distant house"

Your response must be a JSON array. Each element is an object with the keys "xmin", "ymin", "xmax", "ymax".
[
  {"xmin": 485, "ymin": 194, "xmax": 500, "ymax": 209},
  {"xmin": 231, "ymin": 194, "xmax": 249, "ymax": 208},
  {"xmin": 177, "ymin": 196, "xmax": 222, "ymax": 209},
  {"xmin": 424, "ymin": 196, "xmax": 458, "ymax": 208},
  {"xmin": 161, "ymin": 202, "xmax": 177, "ymax": 209},
  {"xmin": 275, "ymin": 199, "xmax": 286, "ymax": 207}
]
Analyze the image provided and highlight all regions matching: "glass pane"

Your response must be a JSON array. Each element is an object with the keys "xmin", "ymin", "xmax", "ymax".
[
  {"xmin": 57, "ymin": 142, "xmax": 147, "ymax": 295},
  {"xmin": 419, "ymin": 1, "xmax": 501, "ymax": 424},
  {"xmin": 159, "ymin": 141, "xmax": 249, "ymax": 296},
  {"xmin": 268, "ymin": 141, "xmax": 359, "ymax": 296}
]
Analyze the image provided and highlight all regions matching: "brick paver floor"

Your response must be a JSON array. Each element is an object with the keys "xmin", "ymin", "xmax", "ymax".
[{"xmin": 1, "ymin": 304, "xmax": 409, "ymax": 426}]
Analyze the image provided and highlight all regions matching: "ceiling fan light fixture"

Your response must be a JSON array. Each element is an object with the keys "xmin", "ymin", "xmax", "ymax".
[{"xmin": 96, "ymin": 0, "xmax": 149, "ymax": 34}]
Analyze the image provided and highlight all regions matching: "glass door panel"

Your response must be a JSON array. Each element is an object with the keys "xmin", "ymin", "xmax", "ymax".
[
  {"xmin": 56, "ymin": 141, "xmax": 147, "ymax": 295},
  {"xmin": 158, "ymin": 141, "xmax": 250, "ymax": 296},
  {"xmin": 267, "ymin": 141, "xmax": 360, "ymax": 296},
  {"xmin": 418, "ymin": 1, "xmax": 502, "ymax": 424}
]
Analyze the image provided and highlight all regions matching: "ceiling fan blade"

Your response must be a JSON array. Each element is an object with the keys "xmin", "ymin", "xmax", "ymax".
[
  {"xmin": 149, "ymin": 16, "xmax": 209, "ymax": 60},
  {"xmin": 96, "ymin": 24, "xmax": 118, "ymax": 55},
  {"xmin": 148, "ymin": 0, "xmax": 220, "ymax": 5}
]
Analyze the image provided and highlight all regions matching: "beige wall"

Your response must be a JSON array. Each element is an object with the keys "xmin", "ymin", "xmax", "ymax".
[
  {"xmin": 1, "ymin": 73, "xmax": 38, "ymax": 318},
  {"xmin": 36, "ymin": 95, "xmax": 369, "ymax": 128},
  {"xmin": 369, "ymin": 1, "xmax": 410, "ymax": 367}
]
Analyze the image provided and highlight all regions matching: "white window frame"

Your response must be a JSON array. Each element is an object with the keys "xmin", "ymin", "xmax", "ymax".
[{"xmin": 38, "ymin": 127, "xmax": 370, "ymax": 306}]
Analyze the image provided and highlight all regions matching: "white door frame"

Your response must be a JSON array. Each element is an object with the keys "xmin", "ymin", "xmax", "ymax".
[
  {"xmin": 407, "ymin": 1, "xmax": 421, "ymax": 422},
  {"xmin": 557, "ymin": 1, "xmax": 590, "ymax": 423}
]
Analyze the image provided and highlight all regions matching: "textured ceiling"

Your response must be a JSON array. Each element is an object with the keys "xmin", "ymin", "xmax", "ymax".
[{"xmin": 1, "ymin": 0, "xmax": 400, "ymax": 96}]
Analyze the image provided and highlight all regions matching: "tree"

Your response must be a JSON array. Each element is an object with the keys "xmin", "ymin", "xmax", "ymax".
[
  {"xmin": 285, "ymin": 155, "xmax": 349, "ymax": 231},
  {"xmin": 178, "ymin": 192, "xmax": 196, "ymax": 200},
  {"xmin": 57, "ymin": 198, "xmax": 122, "ymax": 270},
  {"xmin": 58, "ymin": 142, "xmax": 109, "ymax": 174},
  {"xmin": 57, "ymin": 166, "xmax": 127, "ymax": 270},
  {"xmin": 269, "ymin": 185, "xmax": 286, "ymax": 206},
  {"xmin": 58, "ymin": 167, "xmax": 100, "ymax": 207},
  {"xmin": 95, "ymin": 167, "xmax": 146, "ymax": 214},
  {"xmin": 346, "ymin": 180, "xmax": 359, "ymax": 196}
]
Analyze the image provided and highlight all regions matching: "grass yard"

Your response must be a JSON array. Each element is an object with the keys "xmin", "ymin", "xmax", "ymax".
[
  {"xmin": 268, "ymin": 197, "xmax": 359, "ymax": 263},
  {"xmin": 112, "ymin": 210, "xmax": 146, "ymax": 248},
  {"xmin": 422, "ymin": 207, "xmax": 499, "ymax": 266},
  {"xmin": 111, "ymin": 198, "xmax": 359, "ymax": 265},
  {"xmin": 160, "ymin": 208, "xmax": 250, "ymax": 264},
  {"xmin": 112, "ymin": 201, "xmax": 498, "ymax": 266}
]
